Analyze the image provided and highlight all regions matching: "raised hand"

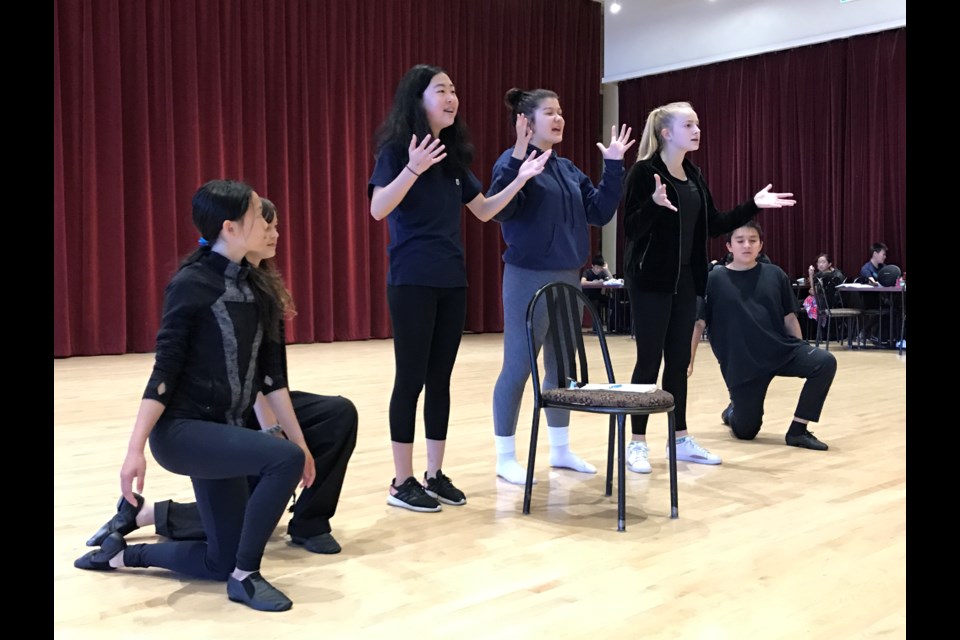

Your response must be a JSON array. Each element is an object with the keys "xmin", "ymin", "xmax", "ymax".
[
  {"xmin": 754, "ymin": 184, "xmax": 796, "ymax": 209},
  {"xmin": 652, "ymin": 174, "xmax": 677, "ymax": 211},
  {"xmin": 516, "ymin": 113, "xmax": 533, "ymax": 146},
  {"xmin": 596, "ymin": 124, "xmax": 636, "ymax": 160},
  {"xmin": 517, "ymin": 149, "xmax": 552, "ymax": 182},
  {"xmin": 407, "ymin": 134, "xmax": 447, "ymax": 176}
]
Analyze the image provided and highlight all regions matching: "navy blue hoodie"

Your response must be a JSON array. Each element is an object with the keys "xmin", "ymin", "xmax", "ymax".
[{"xmin": 487, "ymin": 146, "xmax": 624, "ymax": 270}]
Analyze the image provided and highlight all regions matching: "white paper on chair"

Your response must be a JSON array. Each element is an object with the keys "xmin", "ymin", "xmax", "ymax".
[{"xmin": 579, "ymin": 383, "xmax": 658, "ymax": 393}]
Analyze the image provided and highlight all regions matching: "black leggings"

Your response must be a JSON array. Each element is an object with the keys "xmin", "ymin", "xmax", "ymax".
[
  {"xmin": 386, "ymin": 285, "xmax": 466, "ymax": 443},
  {"xmin": 123, "ymin": 417, "xmax": 304, "ymax": 579},
  {"xmin": 627, "ymin": 266, "xmax": 698, "ymax": 435},
  {"xmin": 727, "ymin": 344, "xmax": 837, "ymax": 440},
  {"xmin": 154, "ymin": 391, "xmax": 358, "ymax": 541}
]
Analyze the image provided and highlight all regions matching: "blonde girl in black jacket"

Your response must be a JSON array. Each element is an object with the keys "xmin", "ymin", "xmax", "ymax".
[{"xmin": 621, "ymin": 101, "xmax": 795, "ymax": 474}]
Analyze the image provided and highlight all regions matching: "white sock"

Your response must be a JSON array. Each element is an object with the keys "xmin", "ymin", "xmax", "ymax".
[
  {"xmin": 547, "ymin": 426, "xmax": 597, "ymax": 474},
  {"xmin": 108, "ymin": 550, "xmax": 126, "ymax": 569},
  {"xmin": 495, "ymin": 435, "xmax": 535, "ymax": 485}
]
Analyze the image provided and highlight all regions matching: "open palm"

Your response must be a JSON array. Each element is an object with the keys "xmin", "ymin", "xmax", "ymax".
[{"xmin": 596, "ymin": 124, "xmax": 635, "ymax": 160}]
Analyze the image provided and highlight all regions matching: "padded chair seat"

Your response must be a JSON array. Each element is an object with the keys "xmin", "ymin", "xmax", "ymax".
[
  {"xmin": 542, "ymin": 387, "xmax": 675, "ymax": 409},
  {"xmin": 825, "ymin": 308, "xmax": 861, "ymax": 317}
]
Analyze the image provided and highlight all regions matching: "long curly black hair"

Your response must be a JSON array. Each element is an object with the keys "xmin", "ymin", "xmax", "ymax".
[{"xmin": 374, "ymin": 64, "xmax": 474, "ymax": 175}]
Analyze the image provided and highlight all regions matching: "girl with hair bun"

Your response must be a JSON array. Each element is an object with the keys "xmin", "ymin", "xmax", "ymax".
[{"xmin": 486, "ymin": 86, "xmax": 634, "ymax": 485}]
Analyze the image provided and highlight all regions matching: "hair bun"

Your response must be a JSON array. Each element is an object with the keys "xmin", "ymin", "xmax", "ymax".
[{"xmin": 504, "ymin": 88, "xmax": 525, "ymax": 110}]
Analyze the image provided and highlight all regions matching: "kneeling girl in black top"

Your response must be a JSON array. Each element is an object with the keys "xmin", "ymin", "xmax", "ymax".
[{"xmin": 74, "ymin": 180, "xmax": 315, "ymax": 613}]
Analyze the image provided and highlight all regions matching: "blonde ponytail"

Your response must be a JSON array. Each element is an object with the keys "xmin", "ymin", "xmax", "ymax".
[{"xmin": 636, "ymin": 101, "xmax": 694, "ymax": 161}]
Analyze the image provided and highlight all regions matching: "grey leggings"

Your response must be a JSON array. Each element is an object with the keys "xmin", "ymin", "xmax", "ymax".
[{"xmin": 492, "ymin": 264, "xmax": 581, "ymax": 437}]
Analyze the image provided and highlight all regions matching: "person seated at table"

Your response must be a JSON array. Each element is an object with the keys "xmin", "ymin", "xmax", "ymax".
[
  {"xmin": 581, "ymin": 253, "xmax": 613, "ymax": 329},
  {"xmin": 859, "ymin": 242, "xmax": 887, "ymax": 285},
  {"xmin": 704, "ymin": 220, "xmax": 836, "ymax": 451},
  {"xmin": 856, "ymin": 242, "xmax": 903, "ymax": 344},
  {"xmin": 807, "ymin": 252, "xmax": 845, "ymax": 306}
]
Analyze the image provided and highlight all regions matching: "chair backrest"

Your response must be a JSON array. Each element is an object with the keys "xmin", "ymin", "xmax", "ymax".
[
  {"xmin": 525, "ymin": 282, "xmax": 616, "ymax": 402},
  {"xmin": 812, "ymin": 277, "xmax": 835, "ymax": 313}
]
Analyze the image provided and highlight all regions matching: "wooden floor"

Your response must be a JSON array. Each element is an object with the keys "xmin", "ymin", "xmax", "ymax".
[{"xmin": 54, "ymin": 334, "xmax": 906, "ymax": 639}]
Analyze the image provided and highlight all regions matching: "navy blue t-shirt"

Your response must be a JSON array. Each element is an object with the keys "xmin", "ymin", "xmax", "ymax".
[{"xmin": 368, "ymin": 143, "xmax": 482, "ymax": 288}]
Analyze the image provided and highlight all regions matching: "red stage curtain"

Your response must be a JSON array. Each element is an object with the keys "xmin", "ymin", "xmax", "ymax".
[
  {"xmin": 616, "ymin": 28, "xmax": 906, "ymax": 283},
  {"xmin": 54, "ymin": 0, "xmax": 603, "ymax": 356}
]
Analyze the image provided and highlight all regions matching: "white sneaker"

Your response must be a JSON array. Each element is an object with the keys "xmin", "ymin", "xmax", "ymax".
[
  {"xmin": 670, "ymin": 436, "xmax": 722, "ymax": 465},
  {"xmin": 626, "ymin": 440, "xmax": 651, "ymax": 474}
]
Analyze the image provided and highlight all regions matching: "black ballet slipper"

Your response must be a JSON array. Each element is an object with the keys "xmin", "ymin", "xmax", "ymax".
[
  {"xmin": 226, "ymin": 572, "xmax": 293, "ymax": 612},
  {"xmin": 74, "ymin": 532, "xmax": 127, "ymax": 571},
  {"xmin": 290, "ymin": 532, "xmax": 342, "ymax": 555},
  {"xmin": 86, "ymin": 493, "xmax": 144, "ymax": 547}
]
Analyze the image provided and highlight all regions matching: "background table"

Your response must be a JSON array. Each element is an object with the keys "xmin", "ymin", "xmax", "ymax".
[{"xmin": 836, "ymin": 284, "xmax": 906, "ymax": 352}]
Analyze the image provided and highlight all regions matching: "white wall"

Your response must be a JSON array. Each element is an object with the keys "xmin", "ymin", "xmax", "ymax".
[{"xmin": 602, "ymin": 0, "xmax": 906, "ymax": 82}]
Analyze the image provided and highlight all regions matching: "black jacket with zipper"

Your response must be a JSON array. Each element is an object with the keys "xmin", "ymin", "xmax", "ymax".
[{"xmin": 622, "ymin": 154, "xmax": 759, "ymax": 296}]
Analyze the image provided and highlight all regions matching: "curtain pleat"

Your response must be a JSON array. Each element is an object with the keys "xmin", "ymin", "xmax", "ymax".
[
  {"xmin": 616, "ymin": 28, "xmax": 906, "ymax": 283},
  {"xmin": 54, "ymin": 0, "xmax": 604, "ymax": 356}
]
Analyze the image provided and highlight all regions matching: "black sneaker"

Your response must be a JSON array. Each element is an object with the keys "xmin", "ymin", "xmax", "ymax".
[
  {"xmin": 387, "ymin": 477, "xmax": 441, "ymax": 512},
  {"xmin": 721, "ymin": 403, "xmax": 734, "ymax": 427},
  {"xmin": 785, "ymin": 430, "xmax": 829, "ymax": 451},
  {"xmin": 423, "ymin": 469, "xmax": 467, "ymax": 506}
]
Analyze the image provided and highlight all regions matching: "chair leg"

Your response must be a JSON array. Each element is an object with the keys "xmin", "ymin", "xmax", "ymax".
[
  {"xmin": 617, "ymin": 414, "xmax": 626, "ymax": 532},
  {"xmin": 523, "ymin": 406, "xmax": 542, "ymax": 515},
  {"xmin": 606, "ymin": 415, "xmax": 615, "ymax": 497},
  {"xmin": 667, "ymin": 411, "xmax": 679, "ymax": 519},
  {"xmin": 825, "ymin": 317, "xmax": 832, "ymax": 351},
  {"xmin": 899, "ymin": 314, "xmax": 906, "ymax": 355}
]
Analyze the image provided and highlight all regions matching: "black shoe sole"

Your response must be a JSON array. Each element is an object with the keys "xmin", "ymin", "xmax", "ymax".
[
  {"xmin": 424, "ymin": 489, "xmax": 466, "ymax": 506},
  {"xmin": 290, "ymin": 534, "xmax": 342, "ymax": 554},
  {"xmin": 785, "ymin": 438, "xmax": 829, "ymax": 451}
]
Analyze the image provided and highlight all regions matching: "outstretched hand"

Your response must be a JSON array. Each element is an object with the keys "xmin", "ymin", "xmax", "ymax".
[
  {"xmin": 754, "ymin": 184, "xmax": 796, "ymax": 209},
  {"xmin": 652, "ymin": 174, "xmax": 677, "ymax": 211},
  {"xmin": 596, "ymin": 124, "xmax": 635, "ymax": 160},
  {"xmin": 407, "ymin": 134, "xmax": 447, "ymax": 176},
  {"xmin": 517, "ymin": 149, "xmax": 552, "ymax": 182}
]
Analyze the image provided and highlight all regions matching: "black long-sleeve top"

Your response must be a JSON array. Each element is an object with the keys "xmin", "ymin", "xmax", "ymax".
[
  {"xmin": 622, "ymin": 155, "xmax": 759, "ymax": 296},
  {"xmin": 142, "ymin": 249, "xmax": 287, "ymax": 426}
]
